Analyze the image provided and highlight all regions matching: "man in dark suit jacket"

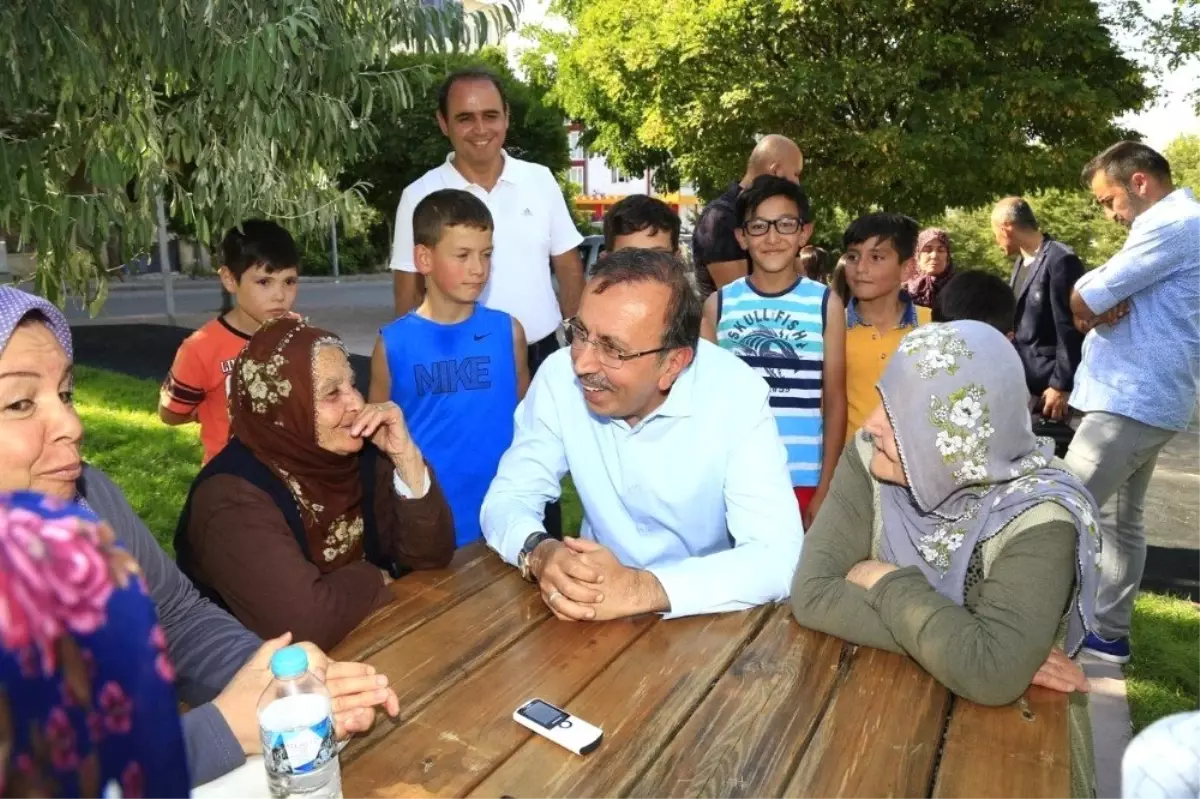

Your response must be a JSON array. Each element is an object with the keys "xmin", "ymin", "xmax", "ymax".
[{"xmin": 991, "ymin": 197, "xmax": 1085, "ymax": 421}]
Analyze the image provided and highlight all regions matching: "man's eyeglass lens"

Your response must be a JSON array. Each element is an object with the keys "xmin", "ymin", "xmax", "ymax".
[{"xmin": 564, "ymin": 321, "xmax": 625, "ymax": 366}]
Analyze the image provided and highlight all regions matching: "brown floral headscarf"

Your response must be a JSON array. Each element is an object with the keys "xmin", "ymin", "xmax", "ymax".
[{"xmin": 229, "ymin": 317, "xmax": 365, "ymax": 572}]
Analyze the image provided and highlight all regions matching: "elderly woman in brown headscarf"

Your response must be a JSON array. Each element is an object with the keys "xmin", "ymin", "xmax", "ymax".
[
  {"xmin": 905, "ymin": 228, "xmax": 956, "ymax": 308},
  {"xmin": 175, "ymin": 317, "xmax": 454, "ymax": 650}
]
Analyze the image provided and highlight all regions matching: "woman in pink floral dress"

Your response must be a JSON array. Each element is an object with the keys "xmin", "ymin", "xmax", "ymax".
[{"xmin": 0, "ymin": 491, "xmax": 190, "ymax": 797}]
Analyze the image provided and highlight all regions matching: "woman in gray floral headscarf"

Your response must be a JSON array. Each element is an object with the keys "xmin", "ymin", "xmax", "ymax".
[{"xmin": 791, "ymin": 320, "xmax": 1100, "ymax": 798}]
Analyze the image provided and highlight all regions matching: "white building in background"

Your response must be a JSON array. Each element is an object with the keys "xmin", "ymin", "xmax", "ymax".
[
  {"xmin": 567, "ymin": 125, "xmax": 653, "ymax": 196},
  {"xmin": 566, "ymin": 124, "xmax": 699, "ymax": 229}
]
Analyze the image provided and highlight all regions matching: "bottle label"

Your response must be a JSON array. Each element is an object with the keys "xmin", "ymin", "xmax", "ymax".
[{"xmin": 262, "ymin": 716, "xmax": 336, "ymax": 776}]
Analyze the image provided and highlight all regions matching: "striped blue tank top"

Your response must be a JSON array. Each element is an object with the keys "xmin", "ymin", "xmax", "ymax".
[{"xmin": 716, "ymin": 276, "xmax": 829, "ymax": 487}]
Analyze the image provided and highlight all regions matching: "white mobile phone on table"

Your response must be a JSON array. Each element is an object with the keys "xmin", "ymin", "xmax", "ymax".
[{"xmin": 512, "ymin": 698, "xmax": 603, "ymax": 755}]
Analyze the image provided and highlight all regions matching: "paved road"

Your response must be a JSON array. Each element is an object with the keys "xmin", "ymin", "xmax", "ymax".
[
  {"xmin": 61, "ymin": 278, "xmax": 394, "ymax": 321},
  {"xmin": 64, "ymin": 278, "xmax": 396, "ymax": 357}
]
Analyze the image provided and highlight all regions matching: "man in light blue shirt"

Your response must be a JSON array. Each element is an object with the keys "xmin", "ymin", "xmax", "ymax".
[
  {"xmin": 481, "ymin": 249, "xmax": 804, "ymax": 620},
  {"xmin": 1065, "ymin": 141, "xmax": 1200, "ymax": 663}
]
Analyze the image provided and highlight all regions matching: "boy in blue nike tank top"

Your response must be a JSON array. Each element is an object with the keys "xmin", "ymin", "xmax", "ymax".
[
  {"xmin": 701, "ymin": 175, "xmax": 847, "ymax": 528},
  {"xmin": 370, "ymin": 189, "xmax": 530, "ymax": 546}
]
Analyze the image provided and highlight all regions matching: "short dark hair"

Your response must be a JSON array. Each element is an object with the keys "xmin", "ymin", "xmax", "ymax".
[
  {"xmin": 797, "ymin": 246, "xmax": 830, "ymax": 281},
  {"xmin": 437, "ymin": 68, "xmax": 508, "ymax": 119},
  {"xmin": 221, "ymin": 219, "xmax": 299, "ymax": 281},
  {"xmin": 603, "ymin": 195, "xmax": 681, "ymax": 252},
  {"xmin": 589, "ymin": 249, "xmax": 700, "ymax": 352},
  {"xmin": 999, "ymin": 198, "xmax": 1039, "ymax": 231},
  {"xmin": 842, "ymin": 212, "xmax": 920, "ymax": 263},
  {"xmin": 735, "ymin": 174, "xmax": 811, "ymax": 225},
  {"xmin": 1082, "ymin": 141, "xmax": 1172, "ymax": 187},
  {"xmin": 932, "ymin": 271, "xmax": 1016, "ymax": 335},
  {"xmin": 413, "ymin": 189, "xmax": 494, "ymax": 248}
]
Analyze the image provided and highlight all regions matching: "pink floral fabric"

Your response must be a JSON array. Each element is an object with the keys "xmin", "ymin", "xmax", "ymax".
[{"xmin": 0, "ymin": 492, "xmax": 189, "ymax": 797}]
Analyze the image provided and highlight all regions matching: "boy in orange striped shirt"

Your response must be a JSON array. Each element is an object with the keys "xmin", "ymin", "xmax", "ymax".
[{"xmin": 159, "ymin": 220, "xmax": 300, "ymax": 463}]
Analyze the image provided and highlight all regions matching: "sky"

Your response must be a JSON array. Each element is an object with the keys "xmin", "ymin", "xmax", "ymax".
[
  {"xmin": 1112, "ymin": 0, "xmax": 1199, "ymax": 150},
  {"xmin": 502, "ymin": 0, "xmax": 1200, "ymax": 151}
]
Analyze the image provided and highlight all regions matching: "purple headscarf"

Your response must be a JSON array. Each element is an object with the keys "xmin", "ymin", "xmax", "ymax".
[
  {"xmin": 876, "ymin": 321, "xmax": 1100, "ymax": 656},
  {"xmin": 0, "ymin": 287, "xmax": 73, "ymax": 360},
  {"xmin": 905, "ymin": 228, "xmax": 956, "ymax": 308}
]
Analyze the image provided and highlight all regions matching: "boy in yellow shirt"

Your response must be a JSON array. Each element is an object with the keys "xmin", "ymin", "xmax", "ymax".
[{"xmin": 841, "ymin": 213, "xmax": 931, "ymax": 440}]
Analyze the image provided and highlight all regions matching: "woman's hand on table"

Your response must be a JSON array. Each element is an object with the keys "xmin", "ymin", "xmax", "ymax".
[
  {"xmin": 213, "ymin": 633, "xmax": 297, "ymax": 754},
  {"xmin": 846, "ymin": 559, "xmax": 899, "ymax": 590},
  {"xmin": 294, "ymin": 643, "xmax": 401, "ymax": 738},
  {"xmin": 212, "ymin": 633, "xmax": 401, "ymax": 755},
  {"xmin": 1030, "ymin": 648, "xmax": 1090, "ymax": 695}
]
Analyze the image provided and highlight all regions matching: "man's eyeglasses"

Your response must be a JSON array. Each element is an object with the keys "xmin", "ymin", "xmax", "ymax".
[
  {"xmin": 562, "ymin": 318, "xmax": 670, "ymax": 369},
  {"xmin": 742, "ymin": 216, "xmax": 804, "ymax": 237}
]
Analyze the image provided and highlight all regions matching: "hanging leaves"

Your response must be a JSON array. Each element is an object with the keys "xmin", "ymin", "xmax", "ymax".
[{"xmin": 0, "ymin": 0, "xmax": 520, "ymax": 308}]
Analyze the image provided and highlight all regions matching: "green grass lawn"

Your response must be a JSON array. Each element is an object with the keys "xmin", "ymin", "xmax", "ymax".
[
  {"xmin": 76, "ymin": 366, "xmax": 203, "ymax": 551},
  {"xmin": 1127, "ymin": 591, "xmax": 1200, "ymax": 732},
  {"xmin": 75, "ymin": 365, "xmax": 1198, "ymax": 730}
]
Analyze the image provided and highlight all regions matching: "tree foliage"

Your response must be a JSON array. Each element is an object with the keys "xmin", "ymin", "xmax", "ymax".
[
  {"xmin": 526, "ymin": 0, "xmax": 1150, "ymax": 224},
  {"xmin": 1159, "ymin": 0, "xmax": 1200, "ymax": 65},
  {"xmin": 0, "ymin": 0, "xmax": 516, "ymax": 308},
  {"xmin": 340, "ymin": 46, "xmax": 570, "ymax": 243},
  {"xmin": 928, "ymin": 134, "xmax": 1200, "ymax": 278}
]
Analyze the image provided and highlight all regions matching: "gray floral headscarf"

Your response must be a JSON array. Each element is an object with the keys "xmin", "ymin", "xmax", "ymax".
[{"xmin": 876, "ymin": 321, "xmax": 1100, "ymax": 655}]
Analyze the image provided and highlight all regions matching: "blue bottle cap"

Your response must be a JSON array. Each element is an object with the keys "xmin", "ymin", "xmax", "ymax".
[{"xmin": 269, "ymin": 645, "xmax": 309, "ymax": 679}]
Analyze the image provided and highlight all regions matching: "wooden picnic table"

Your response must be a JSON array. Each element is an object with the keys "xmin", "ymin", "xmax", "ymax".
[{"xmin": 331, "ymin": 542, "xmax": 1071, "ymax": 798}]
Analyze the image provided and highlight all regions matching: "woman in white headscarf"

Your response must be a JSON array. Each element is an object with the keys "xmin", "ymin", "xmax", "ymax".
[{"xmin": 791, "ymin": 320, "xmax": 1101, "ymax": 798}]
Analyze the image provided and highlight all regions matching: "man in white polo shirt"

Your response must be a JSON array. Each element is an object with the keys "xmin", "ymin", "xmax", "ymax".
[
  {"xmin": 390, "ymin": 68, "xmax": 585, "ymax": 537},
  {"xmin": 390, "ymin": 68, "xmax": 586, "ymax": 372}
]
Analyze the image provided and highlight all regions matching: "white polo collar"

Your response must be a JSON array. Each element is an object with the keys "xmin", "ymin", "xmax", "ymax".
[{"xmin": 441, "ymin": 151, "xmax": 520, "ymax": 190}]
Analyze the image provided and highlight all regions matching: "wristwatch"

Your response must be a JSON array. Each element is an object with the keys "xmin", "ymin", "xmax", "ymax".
[{"xmin": 517, "ymin": 532, "xmax": 555, "ymax": 582}]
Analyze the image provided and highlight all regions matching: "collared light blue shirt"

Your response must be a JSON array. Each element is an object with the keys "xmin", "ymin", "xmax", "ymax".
[
  {"xmin": 1072, "ymin": 188, "xmax": 1200, "ymax": 432},
  {"xmin": 480, "ymin": 340, "xmax": 804, "ymax": 618}
]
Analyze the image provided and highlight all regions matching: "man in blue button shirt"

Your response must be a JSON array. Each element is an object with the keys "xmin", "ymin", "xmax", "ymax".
[
  {"xmin": 481, "ymin": 249, "xmax": 804, "ymax": 621},
  {"xmin": 1065, "ymin": 141, "xmax": 1200, "ymax": 664}
]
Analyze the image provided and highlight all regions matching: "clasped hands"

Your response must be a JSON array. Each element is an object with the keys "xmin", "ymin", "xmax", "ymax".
[{"xmin": 528, "ymin": 538, "xmax": 670, "ymax": 621}]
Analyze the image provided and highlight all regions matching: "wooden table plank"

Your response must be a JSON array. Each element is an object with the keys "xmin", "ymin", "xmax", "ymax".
[
  {"xmin": 468, "ymin": 607, "xmax": 772, "ymax": 799},
  {"xmin": 784, "ymin": 646, "xmax": 952, "ymax": 798},
  {"xmin": 630, "ymin": 607, "xmax": 848, "ymax": 798},
  {"xmin": 932, "ymin": 686, "xmax": 1071, "ymax": 799},
  {"xmin": 334, "ymin": 543, "xmax": 508, "ymax": 662},
  {"xmin": 341, "ymin": 571, "xmax": 550, "ymax": 762},
  {"xmin": 343, "ymin": 615, "xmax": 655, "ymax": 798}
]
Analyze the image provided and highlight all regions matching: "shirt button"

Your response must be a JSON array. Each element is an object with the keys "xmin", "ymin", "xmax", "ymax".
[{"xmin": 880, "ymin": 354, "xmax": 886, "ymax": 360}]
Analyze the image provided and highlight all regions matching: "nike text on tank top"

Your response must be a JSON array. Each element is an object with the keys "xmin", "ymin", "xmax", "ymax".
[
  {"xmin": 380, "ymin": 305, "xmax": 518, "ymax": 546},
  {"xmin": 716, "ymin": 276, "xmax": 829, "ymax": 487}
]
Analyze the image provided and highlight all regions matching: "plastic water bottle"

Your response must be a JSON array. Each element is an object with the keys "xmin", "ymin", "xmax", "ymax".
[{"xmin": 258, "ymin": 646, "xmax": 343, "ymax": 798}]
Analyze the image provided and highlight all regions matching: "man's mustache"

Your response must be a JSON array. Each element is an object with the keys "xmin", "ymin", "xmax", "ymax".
[{"xmin": 578, "ymin": 373, "xmax": 614, "ymax": 391}]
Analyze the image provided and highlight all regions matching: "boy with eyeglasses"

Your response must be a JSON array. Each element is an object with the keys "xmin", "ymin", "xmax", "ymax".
[
  {"xmin": 369, "ymin": 189, "xmax": 529, "ymax": 547},
  {"xmin": 701, "ymin": 175, "xmax": 847, "ymax": 525}
]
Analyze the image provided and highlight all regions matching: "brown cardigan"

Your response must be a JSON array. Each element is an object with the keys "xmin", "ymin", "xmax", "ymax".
[{"xmin": 184, "ymin": 454, "xmax": 454, "ymax": 650}]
